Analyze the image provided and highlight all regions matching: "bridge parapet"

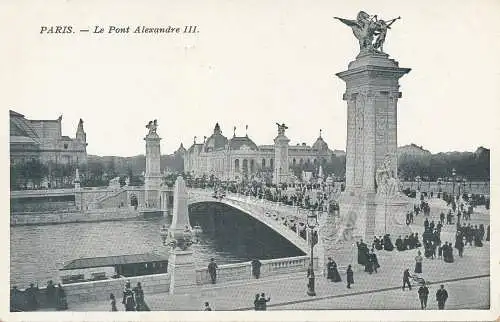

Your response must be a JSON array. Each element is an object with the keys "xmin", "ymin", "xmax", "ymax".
[{"xmin": 195, "ymin": 255, "xmax": 318, "ymax": 285}]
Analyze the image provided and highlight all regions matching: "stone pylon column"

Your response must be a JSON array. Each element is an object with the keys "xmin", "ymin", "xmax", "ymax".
[
  {"xmin": 144, "ymin": 120, "xmax": 162, "ymax": 208},
  {"xmin": 337, "ymin": 52, "xmax": 410, "ymax": 196},
  {"xmin": 273, "ymin": 124, "xmax": 290, "ymax": 185},
  {"xmin": 168, "ymin": 176, "xmax": 197, "ymax": 294},
  {"xmin": 319, "ymin": 51, "xmax": 410, "ymax": 269}
]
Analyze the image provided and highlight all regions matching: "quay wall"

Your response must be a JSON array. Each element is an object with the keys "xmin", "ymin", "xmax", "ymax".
[
  {"xmin": 10, "ymin": 208, "xmax": 141, "ymax": 226},
  {"xmin": 63, "ymin": 273, "xmax": 171, "ymax": 304}
]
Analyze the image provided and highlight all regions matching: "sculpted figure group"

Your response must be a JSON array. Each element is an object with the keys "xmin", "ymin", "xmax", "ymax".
[
  {"xmin": 146, "ymin": 120, "xmax": 158, "ymax": 135},
  {"xmin": 335, "ymin": 11, "xmax": 400, "ymax": 53},
  {"xmin": 276, "ymin": 122, "xmax": 288, "ymax": 136},
  {"xmin": 376, "ymin": 154, "xmax": 400, "ymax": 196}
]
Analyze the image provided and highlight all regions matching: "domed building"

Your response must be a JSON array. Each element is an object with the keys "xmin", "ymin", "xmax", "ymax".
[{"xmin": 184, "ymin": 123, "xmax": 343, "ymax": 181}]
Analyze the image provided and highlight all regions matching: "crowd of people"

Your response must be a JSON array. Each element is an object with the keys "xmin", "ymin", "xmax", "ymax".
[
  {"xmin": 113, "ymin": 281, "xmax": 150, "ymax": 311},
  {"xmin": 189, "ymin": 175, "xmax": 342, "ymax": 215},
  {"xmin": 10, "ymin": 280, "xmax": 67, "ymax": 311},
  {"xmin": 356, "ymin": 240, "xmax": 381, "ymax": 274}
]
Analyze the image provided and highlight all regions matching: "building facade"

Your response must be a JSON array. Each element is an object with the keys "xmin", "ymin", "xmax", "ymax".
[
  {"xmin": 184, "ymin": 123, "xmax": 344, "ymax": 181},
  {"xmin": 9, "ymin": 110, "xmax": 88, "ymax": 166}
]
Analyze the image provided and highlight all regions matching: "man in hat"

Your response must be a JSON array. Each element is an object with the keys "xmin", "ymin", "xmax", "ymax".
[
  {"xmin": 208, "ymin": 258, "xmax": 218, "ymax": 284},
  {"xmin": 418, "ymin": 283, "xmax": 429, "ymax": 309},
  {"xmin": 436, "ymin": 284, "xmax": 448, "ymax": 309},
  {"xmin": 122, "ymin": 281, "xmax": 136, "ymax": 311}
]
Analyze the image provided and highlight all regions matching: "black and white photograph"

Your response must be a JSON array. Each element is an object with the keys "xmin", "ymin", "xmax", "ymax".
[{"xmin": 2, "ymin": 0, "xmax": 498, "ymax": 320}]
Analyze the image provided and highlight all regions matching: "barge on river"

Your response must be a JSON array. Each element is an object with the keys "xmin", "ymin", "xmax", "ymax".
[{"xmin": 59, "ymin": 253, "xmax": 169, "ymax": 284}]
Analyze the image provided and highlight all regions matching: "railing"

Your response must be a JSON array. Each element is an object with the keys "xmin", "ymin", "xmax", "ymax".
[
  {"xmin": 195, "ymin": 255, "xmax": 317, "ymax": 285},
  {"xmin": 10, "ymin": 188, "xmax": 77, "ymax": 198}
]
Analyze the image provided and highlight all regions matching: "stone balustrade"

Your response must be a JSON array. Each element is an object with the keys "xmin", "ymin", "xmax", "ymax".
[
  {"xmin": 62, "ymin": 272, "xmax": 171, "ymax": 304},
  {"xmin": 195, "ymin": 255, "xmax": 318, "ymax": 285}
]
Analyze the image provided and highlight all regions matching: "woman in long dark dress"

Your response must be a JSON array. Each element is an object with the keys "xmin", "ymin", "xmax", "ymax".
[
  {"xmin": 346, "ymin": 265, "xmax": 354, "ymax": 289},
  {"xmin": 326, "ymin": 257, "xmax": 334, "ymax": 281},
  {"xmin": 331, "ymin": 260, "xmax": 342, "ymax": 282},
  {"xmin": 443, "ymin": 242, "xmax": 454, "ymax": 263},
  {"xmin": 486, "ymin": 225, "xmax": 490, "ymax": 241},
  {"xmin": 414, "ymin": 250, "xmax": 423, "ymax": 274},
  {"xmin": 383, "ymin": 234, "xmax": 394, "ymax": 251},
  {"xmin": 133, "ymin": 282, "xmax": 150, "ymax": 311}
]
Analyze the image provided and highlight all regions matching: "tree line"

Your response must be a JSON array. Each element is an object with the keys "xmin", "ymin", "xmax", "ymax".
[{"xmin": 10, "ymin": 148, "xmax": 489, "ymax": 190}]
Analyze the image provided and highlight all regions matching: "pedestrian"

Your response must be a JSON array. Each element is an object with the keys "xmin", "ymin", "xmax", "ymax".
[
  {"xmin": 25, "ymin": 283, "xmax": 38, "ymax": 311},
  {"xmin": 110, "ymin": 293, "xmax": 117, "ymax": 311},
  {"xmin": 257, "ymin": 293, "xmax": 271, "ymax": 311},
  {"xmin": 436, "ymin": 284, "xmax": 448, "ymax": 309},
  {"xmin": 55, "ymin": 283, "xmax": 68, "ymax": 310},
  {"xmin": 46, "ymin": 280, "xmax": 56, "ymax": 308},
  {"xmin": 251, "ymin": 259, "xmax": 262, "ymax": 279},
  {"xmin": 402, "ymin": 268, "xmax": 412, "ymax": 291},
  {"xmin": 346, "ymin": 265, "xmax": 354, "ymax": 289},
  {"xmin": 414, "ymin": 250, "xmax": 423, "ymax": 274},
  {"xmin": 254, "ymin": 294, "xmax": 261, "ymax": 310},
  {"xmin": 486, "ymin": 225, "xmax": 490, "ymax": 241},
  {"xmin": 368, "ymin": 249, "xmax": 379, "ymax": 273},
  {"xmin": 331, "ymin": 259, "xmax": 342, "ymax": 282},
  {"xmin": 208, "ymin": 258, "xmax": 218, "ymax": 284},
  {"xmin": 133, "ymin": 282, "xmax": 149, "ymax": 311},
  {"xmin": 456, "ymin": 236, "xmax": 465, "ymax": 258},
  {"xmin": 122, "ymin": 281, "xmax": 136, "ymax": 311},
  {"xmin": 417, "ymin": 284, "xmax": 429, "ymax": 309},
  {"xmin": 326, "ymin": 257, "xmax": 334, "ymax": 281},
  {"xmin": 438, "ymin": 243, "xmax": 443, "ymax": 259},
  {"xmin": 203, "ymin": 301, "xmax": 212, "ymax": 311}
]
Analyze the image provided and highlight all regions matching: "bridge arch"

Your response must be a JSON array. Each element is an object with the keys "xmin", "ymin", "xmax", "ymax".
[{"xmin": 186, "ymin": 194, "xmax": 308, "ymax": 254}]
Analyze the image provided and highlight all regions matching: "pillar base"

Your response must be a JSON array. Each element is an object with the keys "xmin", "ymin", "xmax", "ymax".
[
  {"xmin": 320, "ymin": 191, "xmax": 411, "ymax": 270},
  {"xmin": 168, "ymin": 248, "xmax": 197, "ymax": 294}
]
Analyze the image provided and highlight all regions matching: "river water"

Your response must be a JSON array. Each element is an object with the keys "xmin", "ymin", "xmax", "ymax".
[{"xmin": 10, "ymin": 204, "xmax": 303, "ymax": 287}]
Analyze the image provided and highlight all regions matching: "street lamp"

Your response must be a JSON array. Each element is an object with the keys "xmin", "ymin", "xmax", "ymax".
[
  {"xmin": 452, "ymin": 168, "xmax": 457, "ymax": 197},
  {"xmin": 306, "ymin": 210, "xmax": 318, "ymax": 296}
]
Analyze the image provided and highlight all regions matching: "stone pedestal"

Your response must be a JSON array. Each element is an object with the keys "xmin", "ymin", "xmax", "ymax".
[
  {"xmin": 168, "ymin": 249, "xmax": 197, "ymax": 294},
  {"xmin": 167, "ymin": 176, "xmax": 197, "ymax": 294},
  {"xmin": 273, "ymin": 133, "xmax": 290, "ymax": 185},
  {"xmin": 321, "ymin": 191, "xmax": 411, "ymax": 269},
  {"xmin": 336, "ymin": 52, "xmax": 410, "ymax": 194},
  {"xmin": 144, "ymin": 132, "xmax": 162, "ymax": 208}
]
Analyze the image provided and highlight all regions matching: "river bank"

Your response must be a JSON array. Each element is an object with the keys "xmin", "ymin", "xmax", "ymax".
[{"xmin": 10, "ymin": 208, "xmax": 145, "ymax": 226}]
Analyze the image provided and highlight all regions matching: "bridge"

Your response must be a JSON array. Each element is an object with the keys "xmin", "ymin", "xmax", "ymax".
[{"xmin": 10, "ymin": 186, "xmax": 331, "ymax": 255}]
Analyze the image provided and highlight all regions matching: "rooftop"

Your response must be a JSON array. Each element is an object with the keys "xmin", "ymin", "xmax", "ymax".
[{"xmin": 60, "ymin": 253, "xmax": 169, "ymax": 270}]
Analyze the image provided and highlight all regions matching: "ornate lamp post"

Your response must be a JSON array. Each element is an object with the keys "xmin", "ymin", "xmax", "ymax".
[
  {"xmin": 452, "ymin": 168, "xmax": 457, "ymax": 197},
  {"xmin": 415, "ymin": 175, "xmax": 421, "ymax": 192},
  {"xmin": 306, "ymin": 210, "xmax": 318, "ymax": 296}
]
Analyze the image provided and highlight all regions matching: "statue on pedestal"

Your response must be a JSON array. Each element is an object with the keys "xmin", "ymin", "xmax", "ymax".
[
  {"xmin": 146, "ymin": 120, "xmax": 158, "ymax": 135},
  {"xmin": 376, "ymin": 155, "xmax": 399, "ymax": 196},
  {"xmin": 334, "ymin": 11, "xmax": 400, "ymax": 53},
  {"xmin": 276, "ymin": 122, "xmax": 288, "ymax": 136}
]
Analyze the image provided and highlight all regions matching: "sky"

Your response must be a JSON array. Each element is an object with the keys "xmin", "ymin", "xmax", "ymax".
[{"xmin": 3, "ymin": 0, "xmax": 500, "ymax": 157}]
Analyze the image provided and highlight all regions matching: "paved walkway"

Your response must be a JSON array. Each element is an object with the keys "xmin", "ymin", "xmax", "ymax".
[{"xmin": 63, "ymin": 199, "xmax": 491, "ymax": 311}]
